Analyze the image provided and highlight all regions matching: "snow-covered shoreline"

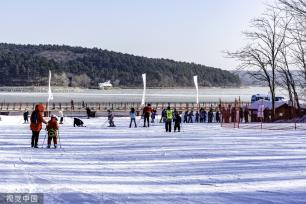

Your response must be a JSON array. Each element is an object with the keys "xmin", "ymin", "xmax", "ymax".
[
  {"xmin": 1, "ymin": 116, "xmax": 306, "ymax": 203},
  {"xmin": 0, "ymin": 86, "xmax": 283, "ymax": 103}
]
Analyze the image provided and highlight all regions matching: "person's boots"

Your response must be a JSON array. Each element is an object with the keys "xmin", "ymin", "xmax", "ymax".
[
  {"xmin": 34, "ymin": 140, "xmax": 39, "ymax": 148},
  {"xmin": 47, "ymin": 145, "xmax": 50, "ymax": 149},
  {"xmin": 31, "ymin": 137, "xmax": 35, "ymax": 148}
]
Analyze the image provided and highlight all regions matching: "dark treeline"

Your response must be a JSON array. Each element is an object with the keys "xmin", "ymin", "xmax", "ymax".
[{"xmin": 0, "ymin": 43, "xmax": 240, "ymax": 88}]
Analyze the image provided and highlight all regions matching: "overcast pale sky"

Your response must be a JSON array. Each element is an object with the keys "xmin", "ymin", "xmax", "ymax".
[{"xmin": 0, "ymin": 0, "xmax": 272, "ymax": 70}]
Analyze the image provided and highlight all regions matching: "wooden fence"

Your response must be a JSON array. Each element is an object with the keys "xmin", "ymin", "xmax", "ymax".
[{"xmin": 0, "ymin": 101, "xmax": 250, "ymax": 114}]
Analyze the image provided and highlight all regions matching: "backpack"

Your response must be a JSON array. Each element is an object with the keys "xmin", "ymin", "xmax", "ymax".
[
  {"xmin": 48, "ymin": 128, "xmax": 57, "ymax": 138},
  {"xmin": 30, "ymin": 111, "xmax": 38, "ymax": 124}
]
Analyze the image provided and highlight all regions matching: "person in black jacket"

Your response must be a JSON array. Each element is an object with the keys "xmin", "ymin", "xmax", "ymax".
[
  {"xmin": 216, "ymin": 110, "xmax": 220, "ymax": 123},
  {"xmin": 239, "ymin": 107, "xmax": 244, "ymax": 123},
  {"xmin": 244, "ymin": 107, "xmax": 249, "ymax": 123},
  {"xmin": 23, "ymin": 110, "xmax": 29, "ymax": 123},
  {"xmin": 183, "ymin": 111, "xmax": 188, "ymax": 123},
  {"xmin": 208, "ymin": 108, "xmax": 214, "ymax": 123},
  {"xmin": 174, "ymin": 112, "xmax": 182, "ymax": 132},
  {"xmin": 160, "ymin": 109, "xmax": 166, "ymax": 123},
  {"xmin": 188, "ymin": 111, "xmax": 194, "ymax": 123},
  {"xmin": 195, "ymin": 111, "xmax": 199, "ymax": 123},
  {"xmin": 86, "ymin": 107, "xmax": 91, "ymax": 119}
]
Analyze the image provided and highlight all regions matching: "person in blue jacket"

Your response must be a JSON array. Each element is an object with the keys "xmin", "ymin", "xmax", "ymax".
[{"xmin": 129, "ymin": 107, "xmax": 137, "ymax": 128}]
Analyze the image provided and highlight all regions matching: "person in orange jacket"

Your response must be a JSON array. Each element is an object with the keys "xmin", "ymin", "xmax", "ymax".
[
  {"xmin": 30, "ymin": 104, "xmax": 47, "ymax": 148},
  {"xmin": 46, "ymin": 115, "xmax": 59, "ymax": 148},
  {"xmin": 142, "ymin": 104, "xmax": 152, "ymax": 127}
]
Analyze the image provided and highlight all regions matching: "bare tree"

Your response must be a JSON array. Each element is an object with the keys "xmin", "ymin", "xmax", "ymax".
[
  {"xmin": 228, "ymin": 9, "xmax": 290, "ymax": 120},
  {"xmin": 277, "ymin": 44, "xmax": 293, "ymax": 103},
  {"xmin": 279, "ymin": 0, "xmax": 306, "ymax": 18},
  {"xmin": 278, "ymin": 0, "xmax": 306, "ymax": 80},
  {"xmin": 277, "ymin": 42, "xmax": 301, "ymax": 112},
  {"xmin": 289, "ymin": 22, "xmax": 306, "ymax": 82},
  {"xmin": 278, "ymin": 1, "xmax": 305, "ymax": 111}
]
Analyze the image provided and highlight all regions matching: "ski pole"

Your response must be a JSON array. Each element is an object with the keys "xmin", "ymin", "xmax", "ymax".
[
  {"xmin": 42, "ymin": 130, "xmax": 47, "ymax": 148},
  {"xmin": 58, "ymin": 130, "xmax": 62, "ymax": 148},
  {"xmin": 101, "ymin": 119, "xmax": 108, "ymax": 127},
  {"xmin": 137, "ymin": 116, "xmax": 142, "ymax": 126}
]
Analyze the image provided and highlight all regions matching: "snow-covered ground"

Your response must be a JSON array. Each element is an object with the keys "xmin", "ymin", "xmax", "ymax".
[{"xmin": 1, "ymin": 116, "xmax": 306, "ymax": 203}]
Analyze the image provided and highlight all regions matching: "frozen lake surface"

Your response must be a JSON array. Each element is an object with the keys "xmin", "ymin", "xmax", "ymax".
[
  {"xmin": 0, "ymin": 86, "xmax": 287, "ymax": 103},
  {"xmin": 0, "ymin": 116, "xmax": 306, "ymax": 203}
]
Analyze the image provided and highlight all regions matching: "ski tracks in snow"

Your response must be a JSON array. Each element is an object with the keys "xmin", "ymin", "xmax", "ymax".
[{"xmin": 1, "ymin": 116, "xmax": 306, "ymax": 203}]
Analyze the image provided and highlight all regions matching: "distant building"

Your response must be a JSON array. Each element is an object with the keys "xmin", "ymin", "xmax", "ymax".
[
  {"xmin": 98, "ymin": 80, "xmax": 113, "ymax": 90},
  {"xmin": 248, "ymin": 100, "xmax": 295, "ymax": 122},
  {"xmin": 251, "ymin": 94, "xmax": 285, "ymax": 103}
]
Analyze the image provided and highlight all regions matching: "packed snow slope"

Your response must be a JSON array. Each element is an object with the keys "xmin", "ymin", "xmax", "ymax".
[{"xmin": 1, "ymin": 116, "xmax": 306, "ymax": 204}]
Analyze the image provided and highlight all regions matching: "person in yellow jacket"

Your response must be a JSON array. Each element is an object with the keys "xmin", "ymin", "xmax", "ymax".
[{"xmin": 165, "ymin": 106, "xmax": 173, "ymax": 132}]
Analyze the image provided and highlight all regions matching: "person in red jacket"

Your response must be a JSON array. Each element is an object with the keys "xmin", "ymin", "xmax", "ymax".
[
  {"xmin": 30, "ymin": 104, "xmax": 47, "ymax": 148},
  {"xmin": 142, "ymin": 104, "xmax": 152, "ymax": 127},
  {"xmin": 46, "ymin": 115, "xmax": 59, "ymax": 148}
]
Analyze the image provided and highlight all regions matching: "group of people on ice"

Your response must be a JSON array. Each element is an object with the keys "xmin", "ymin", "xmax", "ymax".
[
  {"xmin": 181, "ymin": 108, "xmax": 220, "ymax": 123},
  {"xmin": 220, "ymin": 105, "xmax": 250, "ymax": 123},
  {"xmin": 27, "ymin": 102, "xmax": 228, "ymax": 148},
  {"xmin": 129, "ymin": 104, "xmax": 181, "ymax": 132},
  {"xmin": 126, "ymin": 104, "xmax": 222, "ymax": 132}
]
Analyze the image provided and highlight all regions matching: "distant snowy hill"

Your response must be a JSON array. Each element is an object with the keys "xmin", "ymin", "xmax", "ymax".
[
  {"xmin": 231, "ymin": 70, "xmax": 262, "ymax": 86},
  {"xmin": 231, "ymin": 70, "xmax": 302, "ymax": 87}
]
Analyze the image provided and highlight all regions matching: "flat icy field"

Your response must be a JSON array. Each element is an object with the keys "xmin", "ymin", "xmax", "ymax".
[{"xmin": 1, "ymin": 116, "xmax": 306, "ymax": 204}]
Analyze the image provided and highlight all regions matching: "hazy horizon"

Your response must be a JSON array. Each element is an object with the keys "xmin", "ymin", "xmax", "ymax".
[{"xmin": 0, "ymin": 0, "xmax": 272, "ymax": 70}]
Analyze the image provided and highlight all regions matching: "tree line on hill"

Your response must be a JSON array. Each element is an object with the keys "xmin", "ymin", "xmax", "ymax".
[{"xmin": 0, "ymin": 43, "xmax": 240, "ymax": 88}]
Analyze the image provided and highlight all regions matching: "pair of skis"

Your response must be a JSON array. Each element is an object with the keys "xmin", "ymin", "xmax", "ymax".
[{"xmin": 42, "ymin": 130, "xmax": 62, "ymax": 149}]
